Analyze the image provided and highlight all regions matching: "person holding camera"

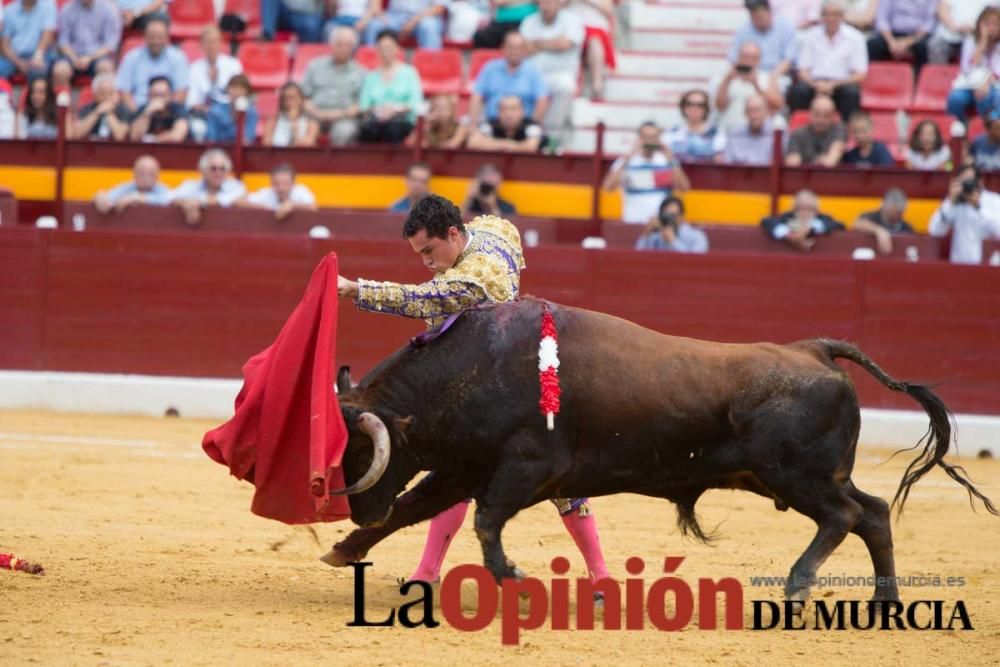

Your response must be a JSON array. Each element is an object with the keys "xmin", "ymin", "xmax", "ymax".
[
  {"xmin": 712, "ymin": 41, "xmax": 786, "ymax": 132},
  {"xmin": 761, "ymin": 188, "xmax": 845, "ymax": 251},
  {"xmin": 603, "ymin": 121, "xmax": 690, "ymax": 224},
  {"xmin": 464, "ymin": 163, "xmax": 517, "ymax": 217},
  {"xmin": 634, "ymin": 196, "xmax": 708, "ymax": 253},
  {"xmin": 929, "ymin": 164, "xmax": 1000, "ymax": 264}
]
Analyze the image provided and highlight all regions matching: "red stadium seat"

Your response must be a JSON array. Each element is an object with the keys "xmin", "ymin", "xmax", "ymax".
[
  {"xmin": 76, "ymin": 86, "xmax": 94, "ymax": 110},
  {"xmin": 412, "ymin": 49, "xmax": 462, "ymax": 95},
  {"xmin": 179, "ymin": 38, "xmax": 204, "ymax": 64},
  {"xmin": 256, "ymin": 89, "xmax": 279, "ymax": 118},
  {"xmin": 969, "ymin": 116, "xmax": 985, "ymax": 140},
  {"xmin": 868, "ymin": 111, "xmax": 898, "ymax": 144},
  {"xmin": 465, "ymin": 49, "xmax": 501, "ymax": 94},
  {"xmin": 239, "ymin": 42, "xmax": 291, "ymax": 90},
  {"xmin": 861, "ymin": 62, "xmax": 914, "ymax": 112},
  {"xmin": 911, "ymin": 64, "xmax": 959, "ymax": 113},
  {"xmin": 291, "ymin": 44, "xmax": 328, "ymax": 80},
  {"xmin": 354, "ymin": 45, "xmax": 405, "ymax": 70},
  {"xmin": 168, "ymin": 0, "xmax": 216, "ymax": 40},
  {"xmin": 222, "ymin": 0, "xmax": 263, "ymax": 39}
]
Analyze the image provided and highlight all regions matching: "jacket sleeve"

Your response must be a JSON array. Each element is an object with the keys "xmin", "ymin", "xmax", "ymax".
[
  {"xmin": 356, "ymin": 277, "xmax": 489, "ymax": 320},
  {"xmin": 761, "ymin": 214, "xmax": 785, "ymax": 239}
]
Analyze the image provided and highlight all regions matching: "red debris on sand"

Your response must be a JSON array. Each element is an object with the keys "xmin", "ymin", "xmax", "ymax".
[{"xmin": 0, "ymin": 552, "xmax": 45, "ymax": 576}]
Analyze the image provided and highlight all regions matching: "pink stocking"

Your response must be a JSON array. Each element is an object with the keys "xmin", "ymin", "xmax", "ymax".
[
  {"xmin": 561, "ymin": 508, "xmax": 611, "ymax": 582},
  {"xmin": 408, "ymin": 501, "xmax": 470, "ymax": 583}
]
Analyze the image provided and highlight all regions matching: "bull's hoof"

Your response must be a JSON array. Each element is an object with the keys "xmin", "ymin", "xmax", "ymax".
[{"xmin": 318, "ymin": 544, "xmax": 363, "ymax": 568}]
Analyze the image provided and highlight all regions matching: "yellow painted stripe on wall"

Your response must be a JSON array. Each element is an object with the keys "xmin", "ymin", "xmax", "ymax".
[
  {"xmin": 34, "ymin": 168, "xmax": 945, "ymax": 232},
  {"xmin": 63, "ymin": 168, "xmax": 199, "ymax": 199},
  {"xmin": 0, "ymin": 167, "xmax": 56, "ymax": 200}
]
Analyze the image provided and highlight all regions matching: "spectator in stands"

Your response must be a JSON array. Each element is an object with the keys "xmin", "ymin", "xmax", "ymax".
[
  {"xmin": 565, "ymin": 0, "xmax": 615, "ymax": 100},
  {"xmin": 519, "ymin": 0, "xmax": 584, "ymax": 145},
  {"xmin": 969, "ymin": 109, "xmax": 1000, "ymax": 170},
  {"xmin": 186, "ymin": 26, "xmax": 244, "ymax": 114},
  {"xmin": 769, "ymin": 0, "xmax": 820, "ymax": 29},
  {"xmin": 724, "ymin": 94, "xmax": 782, "ymax": 166},
  {"xmin": 904, "ymin": 119, "xmax": 952, "ymax": 169},
  {"xmin": 390, "ymin": 162, "xmax": 432, "ymax": 212},
  {"xmin": 787, "ymin": 0, "xmax": 868, "ymax": 122},
  {"xmin": 17, "ymin": 75, "xmax": 67, "ymax": 139},
  {"xmin": 473, "ymin": 0, "xmax": 538, "ymax": 49},
  {"xmin": 467, "ymin": 94, "xmax": 548, "ymax": 152},
  {"xmin": 128, "ymin": 75, "xmax": 188, "ymax": 142},
  {"xmin": 406, "ymin": 93, "xmax": 468, "ymax": 148},
  {"xmin": 0, "ymin": 0, "xmax": 57, "ymax": 81},
  {"xmin": 929, "ymin": 163, "xmax": 1000, "ymax": 263},
  {"xmin": 358, "ymin": 30, "xmax": 425, "ymax": 143},
  {"xmin": 52, "ymin": 0, "xmax": 121, "ymax": 90},
  {"xmin": 841, "ymin": 111, "xmax": 895, "ymax": 167},
  {"xmin": 853, "ymin": 188, "xmax": 914, "ymax": 255},
  {"xmin": 302, "ymin": 26, "xmax": 364, "ymax": 146},
  {"xmin": 445, "ymin": 0, "xmax": 489, "ymax": 44},
  {"xmin": 94, "ymin": 154, "xmax": 170, "ymax": 212},
  {"xmin": 713, "ymin": 41, "xmax": 786, "ymax": 131},
  {"xmin": 205, "ymin": 74, "xmax": 258, "ymax": 143},
  {"xmin": 116, "ymin": 0, "xmax": 166, "ymax": 31},
  {"xmin": 945, "ymin": 7, "xmax": 1000, "ymax": 124},
  {"xmin": 324, "ymin": 0, "xmax": 381, "ymax": 34},
  {"xmin": 785, "ymin": 94, "xmax": 846, "ymax": 167},
  {"xmin": 665, "ymin": 89, "xmax": 726, "ymax": 162},
  {"xmin": 74, "ymin": 73, "xmax": 130, "ymax": 140},
  {"xmin": 264, "ymin": 81, "xmax": 321, "ymax": 147},
  {"xmin": 845, "ymin": 0, "xmax": 878, "ymax": 30},
  {"xmin": 602, "ymin": 121, "xmax": 690, "ymax": 224},
  {"xmin": 470, "ymin": 31, "xmax": 549, "ymax": 125},
  {"xmin": 761, "ymin": 189, "xmax": 845, "ymax": 251},
  {"xmin": 0, "ymin": 81, "xmax": 16, "ymax": 139},
  {"xmin": 464, "ymin": 163, "xmax": 517, "ymax": 216},
  {"xmin": 362, "ymin": 0, "xmax": 446, "ymax": 50},
  {"xmin": 170, "ymin": 149, "xmax": 246, "ymax": 226},
  {"xmin": 929, "ymin": 1, "xmax": 996, "ymax": 64},
  {"xmin": 729, "ymin": 0, "xmax": 797, "ymax": 76},
  {"xmin": 261, "ymin": 0, "xmax": 325, "ymax": 43},
  {"xmin": 634, "ymin": 196, "xmax": 708, "ymax": 254},
  {"xmin": 116, "ymin": 16, "xmax": 189, "ymax": 111},
  {"xmin": 241, "ymin": 163, "xmax": 318, "ymax": 219},
  {"xmin": 866, "ymin": 0, "xmax": 936, "ymax": 73}
]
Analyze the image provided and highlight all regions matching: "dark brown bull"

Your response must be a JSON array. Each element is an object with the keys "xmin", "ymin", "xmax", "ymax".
[{"xmin": 325, "ymin": 297, "xmax": 996, "ymax": 602}]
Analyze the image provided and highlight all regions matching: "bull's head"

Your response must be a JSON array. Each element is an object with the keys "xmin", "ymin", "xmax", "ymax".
[{"xmin": 331, "ymin": 367, "xmax": 417, "ymax": 527}]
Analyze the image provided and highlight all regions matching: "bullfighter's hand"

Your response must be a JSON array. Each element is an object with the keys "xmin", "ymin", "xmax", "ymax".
[{"xmin": 337, "ymin": 275, "xmax": 359, "ymax": 300}]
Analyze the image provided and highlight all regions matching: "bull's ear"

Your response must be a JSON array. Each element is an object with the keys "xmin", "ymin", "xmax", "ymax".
[
  {"xmin": 336, "ymin": 366, "xmax": 353, "ymax": 394},
  {"xmin": 394, "ymin": 416, "xmax": 414, "ymax": 431}
]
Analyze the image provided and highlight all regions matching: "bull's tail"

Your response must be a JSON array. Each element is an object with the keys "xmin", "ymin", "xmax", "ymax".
[{"xmin": 819, "ymin": 338, "xmax": 997, "ymax": 517}]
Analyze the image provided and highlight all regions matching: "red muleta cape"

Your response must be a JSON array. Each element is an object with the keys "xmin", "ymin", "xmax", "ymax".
[{"xmin": 202, "ymin": 252, "xmax": 351, "ymax": 524}]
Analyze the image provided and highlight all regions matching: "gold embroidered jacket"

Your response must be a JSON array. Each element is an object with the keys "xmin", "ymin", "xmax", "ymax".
[{"xmin": 355, "ymin": 215, "xmax": 525, "ymax": 328}]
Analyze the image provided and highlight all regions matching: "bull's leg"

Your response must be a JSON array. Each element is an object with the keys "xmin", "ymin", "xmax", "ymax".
[
  {"xmin": 778, "ymin": 480, "xmax": 863, "ymax": 600},
  {"xmin": 321, "ymin": 472, "xmax": 472, "ymax": 567},
  {"xmin": 845, "ymin": 481, "xmax": 899, "ymax": 602},
  {"xmin": 473, "ymin": 433, "xmax": 557, "ymax": 584}
]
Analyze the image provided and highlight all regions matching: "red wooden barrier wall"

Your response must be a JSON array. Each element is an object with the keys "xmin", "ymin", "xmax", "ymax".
[{"xmin": 2, "ymin": 227, "xmax": 999, "ymax": 414}]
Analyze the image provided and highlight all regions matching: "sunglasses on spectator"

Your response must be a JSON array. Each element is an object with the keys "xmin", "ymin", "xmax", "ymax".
[
  {"xmin": 684, "ymin": 100, "xmax": 708, "ymax": 108},
  {"xmin": 207, "ymin": 165, "xmax": 228, "ymax": 172}
]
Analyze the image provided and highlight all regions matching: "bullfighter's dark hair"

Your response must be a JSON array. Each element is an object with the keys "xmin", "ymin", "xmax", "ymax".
[{"xmin": 402, "ymin": 194, "xmax": 465, "ymax": 239}]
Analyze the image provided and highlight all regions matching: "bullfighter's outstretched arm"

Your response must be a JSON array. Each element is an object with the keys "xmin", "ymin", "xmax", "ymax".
[{"xmin": 354, "ymin": 277, "xmax": 490, "ymax": 321}]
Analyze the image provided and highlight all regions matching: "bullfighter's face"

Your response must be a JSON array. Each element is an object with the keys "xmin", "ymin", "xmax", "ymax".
[{"xmin": 407, "ymin": 226, "xmax": 466, "ymax": 274}]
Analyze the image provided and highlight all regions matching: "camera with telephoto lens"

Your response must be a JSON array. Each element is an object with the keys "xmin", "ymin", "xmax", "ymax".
[
  {"xmin": 734, "ymin": 64, "xmax": 753, "ymax": 74},
  {"xmin": 658, "ymin": 210, "xmax": 678, "ymax": 229},
  {"xmin": 957, "ymin": 177, "xmax": 980, "ymax": 204},
  {"xmin": 478, "ymin": 182, "xmax": 495, "ymax": 197}
]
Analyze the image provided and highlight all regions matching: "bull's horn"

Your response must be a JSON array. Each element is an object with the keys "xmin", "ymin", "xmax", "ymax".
[{"xmin": 330, "ymin": 412, "xmax": 390, "ymax": 496}]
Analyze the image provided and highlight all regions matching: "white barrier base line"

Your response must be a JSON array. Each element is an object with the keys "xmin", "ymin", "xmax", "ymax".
[{"xmin": 0, "ymin": 370, "xmax": 996, "ymax": 457}]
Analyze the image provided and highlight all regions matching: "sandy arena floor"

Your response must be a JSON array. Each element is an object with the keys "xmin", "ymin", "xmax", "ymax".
[{"xmin": 1, "ymin": 410, "xmax": 998, "ymax": 666}]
